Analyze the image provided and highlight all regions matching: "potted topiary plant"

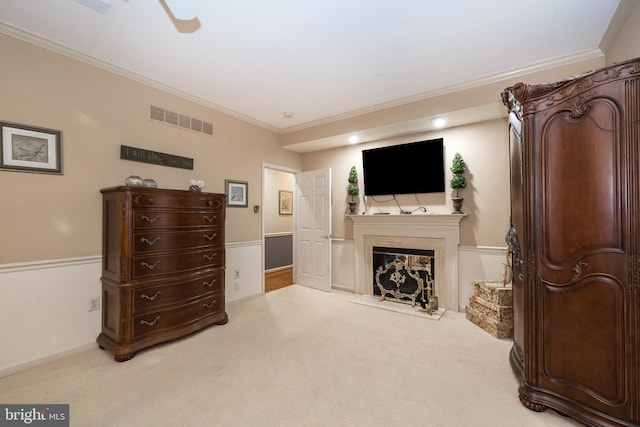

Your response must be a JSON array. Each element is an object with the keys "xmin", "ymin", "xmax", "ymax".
[
  {"xmin": 347, "ymin": 166, "xmax": 359, "ymax": 214},
  {"xmin": 450, "ymin": 152, "xmax": 467, "ymax": 214}
]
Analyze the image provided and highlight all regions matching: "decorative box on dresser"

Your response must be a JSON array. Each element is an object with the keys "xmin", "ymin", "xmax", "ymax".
[
  {"xmin": 97, "ymin": 186, "xmax": 228, "ymax": 362},
  {"xmin": 502, "ymin": 57, "xmax": 640, "ymax": 426}
]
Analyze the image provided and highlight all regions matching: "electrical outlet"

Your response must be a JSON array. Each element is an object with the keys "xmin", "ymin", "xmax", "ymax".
[
  {"xmin": 234, "ymin": 282, "xmax": 240, "ymax": 290},
  {"xmin": 88, "ymin": 297, "xmax": 100, "ymax": 312},
  {"xmin": 234, "ymin": 269, "xmax": 240, "ymax": 279}
]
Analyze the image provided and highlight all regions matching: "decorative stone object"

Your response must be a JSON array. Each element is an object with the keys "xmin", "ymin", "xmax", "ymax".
[
  {"xmin": 125, "ymin": 175, "xmax": 143, "ymax": 186},
  {"xmin": 142, "ymin": 178, "xmax": 158, "ymax": 188},
  {"xmin": 465, "ymin": 280, "xmax": 513, "ymax": 339}
]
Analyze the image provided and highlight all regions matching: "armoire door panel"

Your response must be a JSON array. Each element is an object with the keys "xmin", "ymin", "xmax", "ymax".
[
  {"xmin": 541, "ymin": 277, "xmax": 626, "ymax": 406},
  {"xmin": 541, "ymin": 101, "xmax": 621, "ymax": 266}
]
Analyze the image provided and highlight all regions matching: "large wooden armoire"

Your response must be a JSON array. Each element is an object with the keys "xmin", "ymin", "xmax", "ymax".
[{"xmin": 502, "ymin": 58, "xmax": 640, "ymax": 427}]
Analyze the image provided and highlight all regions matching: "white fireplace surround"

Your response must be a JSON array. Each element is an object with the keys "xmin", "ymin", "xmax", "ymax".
[{"xmin": 350, "ymin": 214, "xmax": 466, "ymax": 311}]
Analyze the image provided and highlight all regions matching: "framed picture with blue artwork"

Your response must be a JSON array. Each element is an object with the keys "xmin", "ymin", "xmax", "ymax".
[{"xmin": 225, "ymin": 179, "xmax": 248, "ymax": 207}]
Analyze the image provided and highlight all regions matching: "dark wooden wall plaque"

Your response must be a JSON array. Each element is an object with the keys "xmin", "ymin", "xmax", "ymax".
[{"xmin": 120, "ymin": 145, "xmax": 193, "ymax": 170}]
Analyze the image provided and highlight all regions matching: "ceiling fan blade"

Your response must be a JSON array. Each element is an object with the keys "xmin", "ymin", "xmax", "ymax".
[{"xmin": 163, "ymin": 0, "xmax": 198, "ymax": 21}]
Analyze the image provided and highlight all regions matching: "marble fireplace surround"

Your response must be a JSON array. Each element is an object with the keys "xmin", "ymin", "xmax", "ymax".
[{"xmin": 349, "ymin": 214, "xmax": 466, "ymax": 311}]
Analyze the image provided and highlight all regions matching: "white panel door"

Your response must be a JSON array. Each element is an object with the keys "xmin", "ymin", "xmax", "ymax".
[{"xmin": 295, "ymin": 168, "xmax": 331, "ymax": 292}]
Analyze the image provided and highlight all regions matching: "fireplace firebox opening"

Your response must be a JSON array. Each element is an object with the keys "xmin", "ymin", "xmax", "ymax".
[{"xmin": 372, "ymin": 246, "xmax": 438, "ymax": 312}]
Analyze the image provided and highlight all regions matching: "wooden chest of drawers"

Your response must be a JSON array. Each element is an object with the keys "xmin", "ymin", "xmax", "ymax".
[{"xmin": 97, "ymin": 186, "xmax": 227, "ymax": 361}]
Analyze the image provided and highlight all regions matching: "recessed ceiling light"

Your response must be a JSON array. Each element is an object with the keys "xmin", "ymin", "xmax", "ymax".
[
  {"xmin": 348, "ymin": 135, "xmax": 359, "ymax": 144},
  {"xmin": 283, "ymin": 112, "xmax": 294, "ymax": 119},
  {"xmin": 432, "ymin": 117, "xmax": 447, "ymax": 128}
]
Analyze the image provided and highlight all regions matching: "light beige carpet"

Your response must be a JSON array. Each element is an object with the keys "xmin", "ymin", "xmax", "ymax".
[
  {"xmin": 0, "ymin": 285, "xmax": 582, "ymax": 427},
  {"xmin": 350, "ymin": 294, "xmax": 446, "ymax": 320}
]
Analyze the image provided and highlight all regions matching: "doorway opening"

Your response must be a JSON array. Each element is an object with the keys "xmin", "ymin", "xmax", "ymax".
[{"xmin": 263, "ymin": 164, "xmax": 296, "ymax": 293}]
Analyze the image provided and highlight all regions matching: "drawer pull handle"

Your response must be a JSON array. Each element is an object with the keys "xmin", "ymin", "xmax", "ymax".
[
  {"xmin": 141, "ymin": 260, "xmax": 160, "ymax": 270},
  {"xmin": 203, "ymin": 300, "xmax": 216, "ymax": 309},
  {"xmin": 140, "ymin": 236, "xmax": 161, "ymax": 246},
  {"xmin": 207, "ymin": 200, "xmax": 213, "ymax": 206},
  {"xmin": 141, "ymin": 215, "xmax": 160, "ymax": 224},
  {"xmin": 147, "ymin": 198, "xmax": 155, "ymax": 204},
  {"xmin": 203, "ymin": 253, "xmax": 216, "ymax": 261},
  {"xmin": 141, "ymin": 291, "xmax": 161, "ymax": 301},
  {"xmin": 140, "ymin": 316, "xmax": 160, "ymax": 327},
  {"xmin": 203, "ymin": 215, "xmax": 217, "ymax": 223},
  {"xmin": 203, "ymin": 278, "xmax": 217, "ymax": 287},
  {"xmin": 204, "ymin": 233, "xmax": 217, "ymax": 241}
]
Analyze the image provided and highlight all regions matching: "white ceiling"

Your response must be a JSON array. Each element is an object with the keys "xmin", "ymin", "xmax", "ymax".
[{"xmin": 0, "ymin": 0, "xmax": 625, "ymax": 135}]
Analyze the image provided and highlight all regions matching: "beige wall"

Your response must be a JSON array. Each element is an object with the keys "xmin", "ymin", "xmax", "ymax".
[
  {"xmin": 606, "ymin": 0, "xmax": 640, "ymax": 64},
  {"xmin": 0, "ymin": 34, "xmax": 302, "ymax": 264},
  {"xmin": 263, "ymin": 168, "xmax": 295, "ymax": 234},
  {"xmin": 302, "ymin": 118, "xmax": 509, "ymax": 247}
]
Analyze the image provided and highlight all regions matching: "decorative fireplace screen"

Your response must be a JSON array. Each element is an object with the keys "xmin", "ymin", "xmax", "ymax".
[{"xmin": 372, "ymin": 247, "xmax": 436, "ymax": 310}]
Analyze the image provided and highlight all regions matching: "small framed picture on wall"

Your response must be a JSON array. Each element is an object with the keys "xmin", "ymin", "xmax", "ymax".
[
  {"xmin": 0, "ymin": 121, "xmax": 63, "ymax": 174},
  {"xmin": 226, "ymin": 179, "xmax": 248, "ymax": 207},
  {"xmin": 279, "ymin": 190, "xmax": 293, "ymax": 215}
]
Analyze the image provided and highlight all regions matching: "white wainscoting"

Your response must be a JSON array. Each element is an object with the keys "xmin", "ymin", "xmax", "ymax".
[
  {"xmin": 225, "ymin": 240, "xmax": 263, "ymax": 304},
  {"xmin": 0, "ymin": 240, "xmax": 264, "ymax": 377},
  {"xmin": 331, "ymin": 238, "xmax": 355, "ymax": 293},
  {"xmin": 458, "ymin": 245, "xmax": 508, "ymax": 311},
  {"xmin": 0, "ymin": 256, "xmax": 103, "ymax": 377}
]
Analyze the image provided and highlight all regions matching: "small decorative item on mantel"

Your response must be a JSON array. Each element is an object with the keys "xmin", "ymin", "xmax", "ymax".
[
  {"xmin": 449, "ymin": 152, "xmax": 467, "ymax": 214},
  {"xmin": 189, "ymin": 179, "xmax": 205, "ymax": 192},
  {"xmin": 347, "ymin": 166, "xmax": 359, "ymax": 214}
]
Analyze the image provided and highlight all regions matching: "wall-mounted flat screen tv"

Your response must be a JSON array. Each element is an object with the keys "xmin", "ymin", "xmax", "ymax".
[{"xmin": 362, "ymin": 138, "xmax": 445, "ymax": 196}]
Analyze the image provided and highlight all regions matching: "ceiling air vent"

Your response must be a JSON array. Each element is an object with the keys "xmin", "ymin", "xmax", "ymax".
[
  {"xmin": 178, "ymin": 114, "xmax": 190, "ymax": 129},
  {"xmin": 191, "ymin": 118, "xmax": 202, "ymax": 132},
  {"xmin": 165, "ymin": 110, "xmax": 178, "ymax": 126},
  {"xmin": 149, "ymin": 105, "xmax": 214, "ymax": 137}
]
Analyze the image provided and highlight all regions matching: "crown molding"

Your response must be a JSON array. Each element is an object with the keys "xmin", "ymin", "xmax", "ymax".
[
  {"xmin": 280, "ymin": 48, "xmax": 605, "ymax": 134},
  {"xmin": 0, "ymin": 21, "xmax": 281, "ymax": 133},
  {"xmin": 0, "ymin": 20, "xmax": 605, "ymax": 136},
  {"xmin": 599, "ymin": 0, "xmax": 636, "ymax": 53}
]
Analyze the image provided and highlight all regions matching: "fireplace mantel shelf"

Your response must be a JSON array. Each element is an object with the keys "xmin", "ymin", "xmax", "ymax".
[{"xmin": 348, "ymin": 213, "xmax": 466, "ymax": 225}]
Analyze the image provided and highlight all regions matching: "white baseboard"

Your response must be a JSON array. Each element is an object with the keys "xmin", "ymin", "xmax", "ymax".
[
  {"xmin": 332, "ymin": 285, "xmax": 355, "ymax": 293},
  {"xmin": 0, "ymin": 342, "xmax": 96, "ymax": 379},
  {"xmin": 265, "ymin": 265, "xmax": 293, "ymax": 274},
  {"xmin": 227, "ymin": 292, "xmax": 262, "ymax": 306}
]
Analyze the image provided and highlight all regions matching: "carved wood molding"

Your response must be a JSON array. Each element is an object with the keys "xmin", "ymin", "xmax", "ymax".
[
  {"xmin": 519, "ymin": 395, "xmax": 547, "ymax": 412},
  {"xmin": 506, "ymin": 226, "xmax": 524, "ymax": 282},
  {"xmin": 592, "ymin": 62, "xmax": 640, "ymax": 83},
  {"xmin": 502, "ymin": 59, "xmax": 640, "ymax": 117},
  {"xmin": 629, "ymin": 255, "xmax": 640, "ymax": 295},
  {"xmin": 121, "ymin": 198, "xmax": 129, "ymax": 280},
  {"xmin": 571, "ymin": 262, "xmax": 589, "ymax": 283},
  {"xmin": 563, "ymin": 90, "xmax": 597, "ymax": 119}
]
